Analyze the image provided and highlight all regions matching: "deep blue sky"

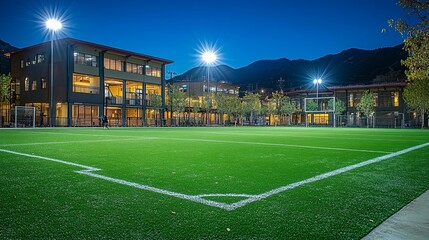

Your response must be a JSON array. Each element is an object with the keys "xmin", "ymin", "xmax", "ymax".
[{"xmin": 1, "ymin": 0, "xmax": 409, "ymax": 75}]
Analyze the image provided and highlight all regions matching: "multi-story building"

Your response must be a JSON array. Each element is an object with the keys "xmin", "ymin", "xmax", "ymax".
[
  {"xmin": 10, "ymin": 38, "xmax": 173, "ymax": 127},
  {"xmin": 168, "ymin": 80, "xmax": 240, "ymax": 125},
  {"xmin": 286, "ymin": 82, "xmax": 414, "ymax": 128}
]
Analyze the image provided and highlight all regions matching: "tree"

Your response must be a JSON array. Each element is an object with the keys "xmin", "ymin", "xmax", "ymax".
[
  {"xmin": 201, "ymin": 95, "xmax": 213, "ymax": 125},
  {"xmin": 214, "ymin": 93, "xmax": 227, "ymax": 125},
  {"xmin": 150, "ymin": 94, "xmax": 163, "ymax": 127},
  {"xmin": 0, "ymin": 74, "xmax": 11, "ymax": 127},
  {"xmin": 328, "ymin": 98, "xmax": 346, "ymax": 127},
  {"xmin": 168, "ymin": 85, "xmax": 186, "ymax": 126},
  {"xmin": 389, "ymin": 1, "xmax": 429, "ymax": 127},
  {"xmin": 306, "ymin": 99, "xmax": 317, "ymax": 111},
  {"xmin": 357, "ymin": 90, "xmax": 375, "ymax": 127},
  {"xmin": 389, "ymin": 1, "xmax": 429, "ymax": 81},
  {"xmin": 242, "ymin": 92, "xmax": 261, "ymax": 125},
  {"xmin": 280, "ymin": 96, "xmax": 297, "ymax": 125},
  {"xmin": 403, "ymin": 77, "xmax": 429, "ymax": 128},
  {"xmin": 192, "ymin": 101, "xmax": 200, "ymax": 125},
  {"xmin": 263, "ymin": 96, "xmax": 277, "ymax": 126},
  {"xmin": 271, "ymin": 91, "xmax": 284, "ymax": 124}
]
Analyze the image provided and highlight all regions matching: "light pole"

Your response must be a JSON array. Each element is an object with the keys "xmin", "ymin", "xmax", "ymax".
[
  {"xmin": 202, "ymin": 51, "xmax": 216, "ymax": 126},
  {"xmin": 46, "ymin": 18, "xmax": 62, "ymax": 127},
  {"xmin": 313, "ymin": 78, "xmax": 322, "ymax": 107}
]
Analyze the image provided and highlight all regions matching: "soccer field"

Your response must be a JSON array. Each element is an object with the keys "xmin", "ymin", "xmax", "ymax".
[{"xmin": 1, "ymin": 127, "xmax": 428, "ymax": 239}]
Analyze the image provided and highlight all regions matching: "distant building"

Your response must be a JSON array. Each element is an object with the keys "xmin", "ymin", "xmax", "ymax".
[
  {"xmin": 168, "ymin": 79, "xmax": 240, "ymax": 125},
  {"xmin": 9, "ymin": 38, "xmax": 173, "ymax": 127},
  {"xmin": 284, "ymin": 82, "xmax": 420, "ymax": 128}
]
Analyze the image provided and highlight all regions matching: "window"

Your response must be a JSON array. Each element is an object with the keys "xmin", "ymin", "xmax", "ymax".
[
  {"xmin": 126, "ymin": 62, "xmax": 144, "ymax": 74},
  {"xmin": 392, "ymin": 92, "xmax": 399, "ymax": 107},
  {"xmin": 20, "ymin": 60, "xmax": 24, "ymax": 68},
  {"xmin": 41, "ymin": 78, "xmax": 47, "ymax": 89},
  {"xmin": 372, "ymin": 92, "xmax": 378, "ymax": 107},
  {"xmin": 37, "ymin": 54, "xmax": 45, "ymax": 63},
  {"xmin": 32, "ymin": 56, "xmax": 37, "ymax": 65},
  {"xmin": 26, "ymin": 59, "xmax": 31, "ymax": 67},
  {"xmin": 74, "ymin": 52, "xmax": 98, "ymax": 67},
  {"xmin": 104, "ymin": 58, "xmax": 123, "ymax": 71},
  {"xmin": 72, "ymin": 73, "xmax": 100, "ymax": 94},
  {"xmin": 348, "ymin": 93, "xmax": 354, "ymax": 107},
  {"xmin": 24, "ymin": 77, "xmax": 29, "ymax": 91},
  {"xmin": 145, "ymin": 65, "xmax": 161, "ymax": 77},
  {"xmin": 31, "ymin": 80, "xmax": 37, "ymax": 91}
]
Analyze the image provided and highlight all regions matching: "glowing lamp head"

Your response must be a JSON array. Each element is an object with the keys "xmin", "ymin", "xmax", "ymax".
[
  {"xmin": 202, "ymin": 51, "xmax": 217, "ymax": 64},
  {"xmin": 46, "ymin": 19, "xmax": 62, "ymax": 31},
  {"xmin": 313, "ymin": 78, "xmax": 322, "ymax": 84}
]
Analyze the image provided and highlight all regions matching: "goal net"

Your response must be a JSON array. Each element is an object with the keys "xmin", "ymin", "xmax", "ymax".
[
  {"xmin": 12, "ymin": 106, "xmax": 36, "ymax": 128},
  {"xmin": 304, "ymin": 97, "xmax": 335, "ymax": 113}
]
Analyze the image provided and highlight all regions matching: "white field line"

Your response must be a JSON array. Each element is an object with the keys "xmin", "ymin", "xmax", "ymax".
[
  {"xmin": 0, "ymin": 137, "xmax": 159, "ymax": 147},
  {"xmin": 4, "ymin": 131, "xmax": 391, "ymax": 154},
  {"xmin": 0, "ymin": 148, "xmax": 233, "ymax": 210},
  {"xmin": 158, "ymin": 137, "xmax": 392, "ymax": 154},
  {"xmin": 1, "ymin": 142, "xmax": 428, "ymax": 211},
  {"xmin": 225, "ymin": 141, "xmax": 429, "ymax": 210}
]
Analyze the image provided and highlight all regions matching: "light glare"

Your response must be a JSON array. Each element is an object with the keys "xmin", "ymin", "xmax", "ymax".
[
  {"xmin": 313, "ymin": 78, "xmax": 322, "ymax": 84},
  {"xmin": 46, "ymin": 18, "xmax": 62, "ymax": 31},
  {"xmin": 202, "ymin": 51, "xmax": 217, "ymax": 64}
]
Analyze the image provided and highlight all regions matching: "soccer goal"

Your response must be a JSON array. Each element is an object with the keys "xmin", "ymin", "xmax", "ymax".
[
  {"xmin": 304, "ymin": 97, "xmax": 336, "ymax": 127},
  {"xmin": 12, "ymin": 106, "xmax": 36, "ymax": 128}
]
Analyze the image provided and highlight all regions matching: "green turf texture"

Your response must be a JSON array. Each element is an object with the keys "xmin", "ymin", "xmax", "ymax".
[{"xmin": 0, "ymin": 127, "xmax": 428, "ymax": 239}]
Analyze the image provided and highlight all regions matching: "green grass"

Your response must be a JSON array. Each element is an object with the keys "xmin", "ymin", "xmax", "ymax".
[{"xmin": 0, "ymin": 127, "xmax": 428, "ymax": 239}]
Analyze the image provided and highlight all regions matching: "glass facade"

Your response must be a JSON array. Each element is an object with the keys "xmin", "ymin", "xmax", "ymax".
[
  {"xmin": 74, "ymin": 52, "xmax": 98, "ymax": 67},
  {"xmin": 104, "ymin": 58, "xmax": 123, "ymax": 71},
  {"xmin": 72, "ymin": 73, "xmax": 100, "ymax": 94}
]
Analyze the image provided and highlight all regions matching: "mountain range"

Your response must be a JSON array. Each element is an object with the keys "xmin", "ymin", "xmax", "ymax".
[{"xmin": 175, "ymin": 44, "xmax": 407, "ymax": 92}]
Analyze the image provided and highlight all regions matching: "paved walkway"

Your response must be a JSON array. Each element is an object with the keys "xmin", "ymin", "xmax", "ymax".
[{"xmin": 362, "ymin": 189, "xmax": 429, "ymax": 240}]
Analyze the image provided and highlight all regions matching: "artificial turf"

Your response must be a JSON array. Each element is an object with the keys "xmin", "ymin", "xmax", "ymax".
[{"xmin": 0, "ymin": 127, "xmax": 428, "ymax": 239}]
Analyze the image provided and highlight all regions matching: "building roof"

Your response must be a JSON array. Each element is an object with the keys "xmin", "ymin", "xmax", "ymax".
[
  {"xmin": 286, "ymin": 82, "xmax": 406, "ymax": 95},
  {"xmin": 10, "ymin": 37, "xmax": 174, "ymax": 64}
]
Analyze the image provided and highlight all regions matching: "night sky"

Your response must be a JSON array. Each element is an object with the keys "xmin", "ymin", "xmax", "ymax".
[{"xmin": 1, "ymin": 0, "xmax": 410, "ymax": 75}]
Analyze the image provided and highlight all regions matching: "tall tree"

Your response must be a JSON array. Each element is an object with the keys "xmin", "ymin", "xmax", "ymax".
[
  {"xmin": 150, "ymin": 94, "xmax": 163, "ymax": 127},
  {"xmin": 280, "ymin": 96, "xmax": 297, "ymax": 125},
  {"xmin": 242, "ymin": 92, "xmax": 261, "ymax": 125},
  {"xmin": 403, "ymin": 77, "xmax": 429, "ymax": 128},
  {"xmin": 357, "ymin": 90, "xmax": 375, "ymax": 127},
  {"xmin": 168, "ymin": 85, "xmax": 186, "ymax": 126},
  {"xmin": 389, "ymin": 1, "xmax": 429, "ymax": 127},
  {"xmin": 328, "ymin": 98, "xmax": 347, "ymax": 127},
  {"xmin": 389, "ymin": 0, "xmax": 429, "ymax": 81}
]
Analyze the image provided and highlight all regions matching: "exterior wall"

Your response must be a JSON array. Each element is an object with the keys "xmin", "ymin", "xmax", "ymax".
[{"xmin": 10, "ymin": 38, "xmax": 172, "ymax": 127}]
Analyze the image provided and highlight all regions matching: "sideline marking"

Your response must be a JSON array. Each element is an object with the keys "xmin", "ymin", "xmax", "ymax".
[
  {"xmin": 1, "ymin": 142, "xmax": 428, "ymax": 211},
  {"xmin": 20, "ymin": 131, "xmax": 392, "ymax": 154}
]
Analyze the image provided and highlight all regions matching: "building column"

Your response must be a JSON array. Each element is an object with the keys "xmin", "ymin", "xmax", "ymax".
[
  {"xmin": 99, "ymin": 51, "xmax": 105, "ymax": 126},
  {"xmin": 142, "ymin": 82, "xmax": 146, "ymax": 126},
  {"xmin": 161, "ymin": 64, "xmax": 166, "ymax": 126},
  {"xmin": 67, "ymin": 44, "xmax": 74, "ymax": 127},
  {"xmin": 122, "ymin": 80, "xmax": 126, "ymax": 127}
]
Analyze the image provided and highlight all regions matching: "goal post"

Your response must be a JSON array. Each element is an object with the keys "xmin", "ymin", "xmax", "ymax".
[
  {"xmin": 304, "ymin": 97, "xmax": 336, "ymax": 127},
  {"xmin": 13, "ymin": 106, "xmax": 36, "ymax": 128}
]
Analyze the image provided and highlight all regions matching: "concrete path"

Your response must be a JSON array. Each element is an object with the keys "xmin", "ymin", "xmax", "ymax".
[{"xmin": 362, "ymin": 189, "xmax": 429, "ymax": 240}]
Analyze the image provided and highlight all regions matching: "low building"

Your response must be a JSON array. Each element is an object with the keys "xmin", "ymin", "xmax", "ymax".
[
  {"xmin": 286, "ymin": 82, "xmax": 417, "ymax": 128},
  {"xmin": 9, "ymin": 38, "xmax": 173, "ymax": 127}
]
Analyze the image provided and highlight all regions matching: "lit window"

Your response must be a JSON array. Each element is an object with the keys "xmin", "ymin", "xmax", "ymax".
[
  {"xmin": 41, "ymin": 78, "xmax": 47, "ymax": 89},
  {"xmin": 392, "ymin": 92, "xmax": 399, "ymax": 107},
  {"xmin": 372, "ymin": 92, "xmax": 378, "ymax": 107},
  {"xmin": 31, "ymin": 80, "xmax": 37, "ymax": 90},
  {"xmin": 348, "ymin": 93, "xmax": 354, "ymax": 107},
  {"xmin": 37, "ymin": 54, "xmax": 45, "ymax": 63},
  {"xmin": 24, "ymin": 77, "xmax": 29, "ymax": 91},
  {"xmin": 20, "ymin": 60, "xmax": 24, "ymax": 68}
]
